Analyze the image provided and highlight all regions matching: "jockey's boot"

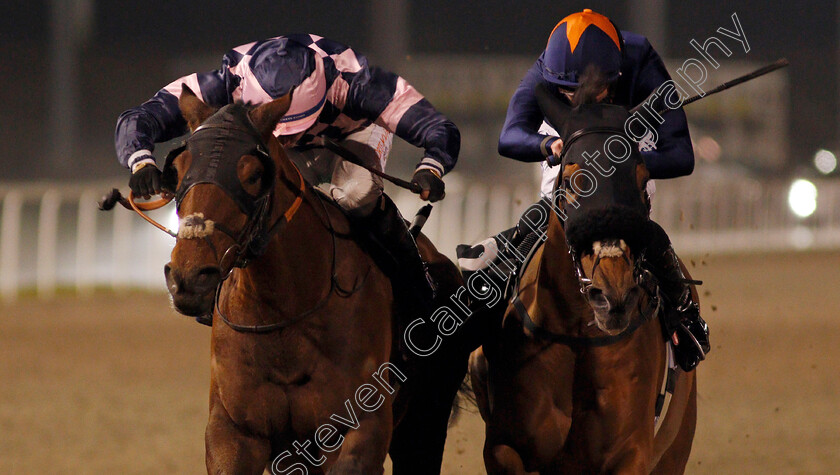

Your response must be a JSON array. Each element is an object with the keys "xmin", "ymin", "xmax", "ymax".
[
  {"xmin": 362, "ymin": 194, "xmax": 436, "ymax": 305},
  {"xmin": 647, "ymin": 244, "xmax": 711, "ymax": 372},
  {"xmin": 360, "ymin": 195, "xmax": 439, "ymax": 363}
]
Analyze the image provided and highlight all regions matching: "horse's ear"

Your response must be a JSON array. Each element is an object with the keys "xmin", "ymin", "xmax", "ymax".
[
  {"xmin": 179, "ymin": 85, "xmax": 215, "ymax": 132},
  {"xmin": 535, "ymin": 82, "xmax": 572, "ymax": 132},
  {"xmin": 248, "ymin": 92, "xmax": 293, "ymax": 140}
]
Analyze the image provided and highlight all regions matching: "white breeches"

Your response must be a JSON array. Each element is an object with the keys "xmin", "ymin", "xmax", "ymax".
[{"xmin": 286, "ymin": 124, "xmax": 394, "ymax": 217}]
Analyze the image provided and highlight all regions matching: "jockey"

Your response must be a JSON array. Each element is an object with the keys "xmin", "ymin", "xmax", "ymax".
[
  {"xmin": 496, "ymin": 9, "xmax": 709, "ymax": 370},
  {"xmin": 115, "ymin": 34, "xmax": 459, "ymax": 302}
]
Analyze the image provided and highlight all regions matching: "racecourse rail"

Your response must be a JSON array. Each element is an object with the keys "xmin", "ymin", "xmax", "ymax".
[{"xmin": 1, "ymin": 174, "xmax": 839, "ymax": 301}]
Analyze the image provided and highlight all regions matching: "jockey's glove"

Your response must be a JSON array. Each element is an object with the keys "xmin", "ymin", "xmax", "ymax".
[
  {"xmin": 411, "ymin": 169, "xmax": 445, "ymax": 202},
  {"xmin": 129, "ymin": 160, "xmax": 162, "ymax": 199}
]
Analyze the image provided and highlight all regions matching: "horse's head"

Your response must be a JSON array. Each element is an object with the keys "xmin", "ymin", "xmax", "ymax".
[
  {"xmin": 162, "ymin": 86, "xmax": 293, "ymax": 316},
  {"xmin": 537, "ymin": 70, "xmax": 653, "ymax": 335}
]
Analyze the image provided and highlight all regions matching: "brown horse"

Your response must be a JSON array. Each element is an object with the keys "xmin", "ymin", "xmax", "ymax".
[
  {"xmin": 469, "ymin": 84, "xmax": 698, "ymax": 473},
  {"xmin": 163, "ymin": 87, "xmax": 466, "ymax": 474}
]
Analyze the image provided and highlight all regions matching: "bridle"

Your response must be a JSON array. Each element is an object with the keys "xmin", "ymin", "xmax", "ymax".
[
  {"xmin": 166, "ymin": 108, "xmax": 368, "ymax": 333},
  {"xmin": 510, "ymin": 246, "xmax": 661, "ymax": 347},
  {"xmin": 550, "ymin": 125, "xmax": 627, "ymax": 167},
  {"xmin": 163, "ymin": 111, "xmax": 306, "ymax": 278},
  {"xmin": 122, "ymin": 105, "xmax": 370, "ymax": 333},
  {"xmin": 512, "ymin": 123, "xmax": 661, "ymax": 346}
]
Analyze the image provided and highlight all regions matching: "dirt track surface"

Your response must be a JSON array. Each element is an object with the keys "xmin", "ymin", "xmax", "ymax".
[{"xmin": 2, "ymin": 251, "xmax": 839, "ymax": 474}]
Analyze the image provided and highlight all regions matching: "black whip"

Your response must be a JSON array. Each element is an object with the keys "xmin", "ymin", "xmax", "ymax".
[
  {"xmin": 318, "ymin": 137, "xmax": 423, "ymax": 194},
  {"xmin": 631, "ymin": 58, "xmax": 790, "ymax": 116},
  {"xmin": 680, "ymin": 58, "xmax": 789, "ymax": 109}
]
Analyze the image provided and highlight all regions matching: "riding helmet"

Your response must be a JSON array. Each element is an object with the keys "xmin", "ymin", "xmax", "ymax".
[{"xmin": 542, "ymin": 9, "xmax": 624, "ymax": 87}]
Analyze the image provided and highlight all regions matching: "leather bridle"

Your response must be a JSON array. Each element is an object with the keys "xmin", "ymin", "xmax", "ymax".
[{"xmin": 165, "ymin": 116, "xmax": 306, "ymax": 278}]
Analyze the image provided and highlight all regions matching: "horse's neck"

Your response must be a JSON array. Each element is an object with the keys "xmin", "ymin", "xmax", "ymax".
[
  {"xmin": 236, "ymin": 159, "xmax": 333, "ymax": 312},
  {"xmin": 536, "ymin": 211, "xmax": 592, "ymax": 328}
]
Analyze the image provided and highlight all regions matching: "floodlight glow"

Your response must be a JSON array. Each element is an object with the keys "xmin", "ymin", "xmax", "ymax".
[
  {"xmin": 787, "ymin": 179, "xmax": 817, "ymax": 218},
  {"xmin": 814, "ymin": 149, "xmax": 837, "ymax": 175},
  {"xmin": 167, "ymin": 208, "xmax": 180, "ymax": 233}
]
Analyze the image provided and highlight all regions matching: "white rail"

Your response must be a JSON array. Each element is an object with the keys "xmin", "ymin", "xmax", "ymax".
[{"xmin": 1, "ymin": 175, "xmax": 838, "ymax": 302}]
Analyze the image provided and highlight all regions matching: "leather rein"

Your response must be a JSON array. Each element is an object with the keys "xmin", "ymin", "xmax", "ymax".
[
  {"xmin": 511, "ymin": 250, "xmax": 661, "ymax": 347},
  {"xmin": 511, "ymin": 125, "xmax": 660, "ymax": 347},
  {"xmin": 126, "ymin": 117, "xmax": 367, "ymax": 333}
]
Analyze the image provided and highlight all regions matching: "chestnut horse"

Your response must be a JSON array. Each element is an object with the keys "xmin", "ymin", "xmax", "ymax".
[
  {"xmin": 469, "ymin": 84, "xmax": 698, "ymax": 473},
  {"xmin": 163, "ymin": 87, "xmax": 466, "ymax": 474}
]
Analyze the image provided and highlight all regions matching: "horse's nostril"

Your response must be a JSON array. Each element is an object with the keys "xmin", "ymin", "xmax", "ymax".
[
  {"xmin": 587, "ymin": 287, "xmax": 610, "ymax": 311},
  {"xmin": 164, "ymin": 263, "xmax": 178, "ymax": 293}
]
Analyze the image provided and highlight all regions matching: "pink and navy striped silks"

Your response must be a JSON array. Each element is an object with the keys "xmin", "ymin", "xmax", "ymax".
[{"xmin": 116, "ymin": 34, "xmax": 458, "ymax": 177}]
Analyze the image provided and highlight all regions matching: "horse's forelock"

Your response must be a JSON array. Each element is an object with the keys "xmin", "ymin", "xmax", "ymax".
[{"xmin": 572, "ymin": 65, "xmax": 611, "ymax": 107}]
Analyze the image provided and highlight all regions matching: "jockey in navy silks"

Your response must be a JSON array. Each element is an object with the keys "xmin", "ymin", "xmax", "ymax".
[
  {"xmin": 471, "ymin": 9, "xmax": 709, "ymax": 370},
  {"xmin": 115, "ymin": 34, "xmax": 459, "ymax": 302}
]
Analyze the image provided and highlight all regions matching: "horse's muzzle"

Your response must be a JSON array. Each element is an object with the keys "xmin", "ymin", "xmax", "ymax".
[
  {"xmin": 164, "ymin": 263, "xmax": 221, "ymax": 316},
  {"xmin": 588, "ymin": 285, "xmax": 642, "ymax": 335}
]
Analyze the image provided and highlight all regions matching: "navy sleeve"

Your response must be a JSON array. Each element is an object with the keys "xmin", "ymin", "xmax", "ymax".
[
  {"xmin": 395, "ymin": 98, "xmax": 460, "ymax": 174},
  {"xmin": 498, "ymin": 55, "xmax": 560, "ymax": 162},
  {"xmin": 345, "ymin": 65, "xmax": 460, "ymax": 175},
  {"xmin": 114, "ymin": 58, "xmax": 234, "ymax": 169},
  {"xmin": 632, "ymin": 40, "xmax": 695, "ymax": 179}
]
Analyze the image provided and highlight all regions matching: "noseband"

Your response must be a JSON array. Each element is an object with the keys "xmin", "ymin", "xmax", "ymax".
[{"xmin": 164, "ymin": 106, "xmax": 306, "ymax": 276}]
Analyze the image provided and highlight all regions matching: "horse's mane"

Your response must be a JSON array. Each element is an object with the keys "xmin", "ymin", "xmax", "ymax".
[{"xmin": 571, "ymin": 65, "xmax": 611, "ymax": 107}]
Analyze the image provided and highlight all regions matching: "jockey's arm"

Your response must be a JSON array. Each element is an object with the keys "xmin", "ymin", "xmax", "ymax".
[
  {"xmin": 631, "ymin": 39, "xmax": 695, "ymax": 179},
  {"xmin": 114, "ymin": 65, "xmax": 232, "ymax": 171},
  {"xmin": 498, "ymin": 57, "xmax": 561, "ymax": 163},
  {"xmin": 346, "ymin": 66, "xmax": 460, "ymax": 178}
]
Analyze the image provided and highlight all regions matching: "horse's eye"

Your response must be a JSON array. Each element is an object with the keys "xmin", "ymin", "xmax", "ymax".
[{"xmin": 246, "ymin": 169, "xmax": 262, "ymax": 185}]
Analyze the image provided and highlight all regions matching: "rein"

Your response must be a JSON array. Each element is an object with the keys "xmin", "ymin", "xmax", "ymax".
[
  {"xmin": 297, "ymin": 137, "xmax": 423, "ymax": 194},
  {"xmin": 551, "ymin": 126, "xmax": 625, "ymax": 166},
  {"xmin": 213, "ymin": 189, "xmax": 371, "ymax": 334},
  {"xmin": 511, "ymin": 279, "xmax": 660, "ymax": 348},
  {"xmin": 509, "ymin": 228, "xmax": 661, "ymax": 348},
  {"xmin": 105, "ymin": 108, "xmax": 374, "ymax": 334}
]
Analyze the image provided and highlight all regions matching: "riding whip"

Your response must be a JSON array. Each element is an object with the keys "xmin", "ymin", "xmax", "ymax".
[
  {"xmin": 317, "ymin": 137, "xmax": 424, "ymax": 194},
  {"xmin": 631, "ymin": 58, "xmax": 790, "ymax": 116}
]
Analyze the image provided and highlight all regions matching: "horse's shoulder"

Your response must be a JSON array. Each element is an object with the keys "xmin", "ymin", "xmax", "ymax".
[
  {"xmin": 516, "ymin": 241, "xmax": 546, "ymax": 298},
  {"xmin": 306, "ymin": 188, "xmax": 354, "ymax": 235}
]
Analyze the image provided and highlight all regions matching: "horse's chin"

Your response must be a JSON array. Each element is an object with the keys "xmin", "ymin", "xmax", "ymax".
[
  {"xmin": 593, "ymin": 312, "xmax": 630, "ymax": 336},
  {"xmin": 170, "ymin": 291, "xmax": 215, "ymax": 317}
]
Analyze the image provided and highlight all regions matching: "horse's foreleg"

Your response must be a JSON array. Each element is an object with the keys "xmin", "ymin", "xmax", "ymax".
[
  {"xmin": 390, "ymin": 353, "xmax": 468, "ymax": 475},
  {"xmin": 205, "ymin": 392, "xmax": 271, "ymax": 475},
  {"xmin": 328, "ymin": 400, "xmax": 392, "ymax": 475},
  {"xmin": 485, "ymin": 443, "xmax": 538, "ymax": 475},
  {"xmin": 469, "ymin": 347, "xmax": 492, "ymax": 421}
]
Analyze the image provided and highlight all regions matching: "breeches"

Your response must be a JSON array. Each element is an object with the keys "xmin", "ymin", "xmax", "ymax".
[{"xmin": 286, "ymin": 124, "xmax": 394, "ymax": 217}]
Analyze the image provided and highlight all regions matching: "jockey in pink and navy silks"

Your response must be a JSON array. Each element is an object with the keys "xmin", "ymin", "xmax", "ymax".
[
  {"xmin": 486, "ymin": 10, "xmax": 709, "ymax": 371},
  {"xmin": 116, "ymin": 34, "xmax": 457, "ymax": 205},
  {"xmin": 116, "ymin": 33, "xmax": 460, "ymax": 303}
]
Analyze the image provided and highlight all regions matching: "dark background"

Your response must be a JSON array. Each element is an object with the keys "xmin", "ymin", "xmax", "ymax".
[{"xmin": 1, "ymin": 0, "xmax": 834, "ymax": 181}]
